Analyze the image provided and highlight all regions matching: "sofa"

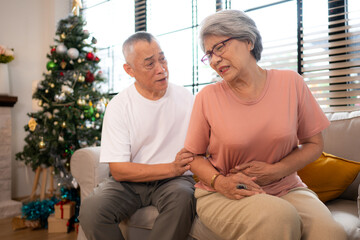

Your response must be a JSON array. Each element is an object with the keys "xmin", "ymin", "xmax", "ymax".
[{"xmin": 71, "ymin": 110, "xmax": 360, "ymax": 240}]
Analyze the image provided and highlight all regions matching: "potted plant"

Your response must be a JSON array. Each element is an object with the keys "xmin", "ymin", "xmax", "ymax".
[{"xmin": 0, "ymin": 45, "xmax": 15, "ymax": 95}]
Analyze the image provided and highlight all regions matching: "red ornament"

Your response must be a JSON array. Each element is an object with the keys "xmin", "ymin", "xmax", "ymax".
[
  {"xmin": 51, "ymin": 48, "xmax": 56, "ymax": 54},
  {"xmin": 95, "ymin": 56, "xmax": 100, "ymax": 62},
  {"xmin": 86, "ymin": 52, "xmax": 95, "ymax": 61},
  {"xmin": 85, "ymin": 71, "xmax": 95, "ymax": 83},
  {"xmin": 60, "ymin": 72, "xmax": 64, "ymax": 76}
]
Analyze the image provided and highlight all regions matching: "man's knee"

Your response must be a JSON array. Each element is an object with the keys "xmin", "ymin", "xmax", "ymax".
[
  {"xmin": 157, "ymin": 181, "xmax": 196, "ymax": 216},
  {"xmin": 79, "ymin": 195, "xmax": 103, "ymax": 229}
]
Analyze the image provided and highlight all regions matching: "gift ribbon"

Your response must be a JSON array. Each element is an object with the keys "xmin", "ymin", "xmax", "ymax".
[{"xmin": 56, "ymin": 200, "xmax": 70, "ymax": 219}]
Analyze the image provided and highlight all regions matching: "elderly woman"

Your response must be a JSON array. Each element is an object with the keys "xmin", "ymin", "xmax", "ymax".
[{"xmin": 184, "ymin": 10, "xmax": 346, "ymax": 240}]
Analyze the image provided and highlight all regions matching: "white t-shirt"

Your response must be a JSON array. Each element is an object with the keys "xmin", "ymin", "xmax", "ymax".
[{"xmin": 100, "ymin": 83, "xmax": 194, "ymax": 166}]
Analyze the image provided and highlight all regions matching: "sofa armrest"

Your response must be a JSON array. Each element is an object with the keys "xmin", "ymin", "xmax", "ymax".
[{"xmin": 70, "ymin": 147, "xmax": 110, "ymax": 201}]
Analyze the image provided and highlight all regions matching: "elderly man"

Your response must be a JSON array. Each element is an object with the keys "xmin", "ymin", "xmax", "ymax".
[{"xmin": 79, "ymin": 32, "xmax": 196, "ymax": 240}]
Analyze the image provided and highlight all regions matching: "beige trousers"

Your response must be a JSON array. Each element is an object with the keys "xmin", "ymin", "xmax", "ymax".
[{"xmin": 195, "ymin": 187, "xmax": 347, "ymax": 240}]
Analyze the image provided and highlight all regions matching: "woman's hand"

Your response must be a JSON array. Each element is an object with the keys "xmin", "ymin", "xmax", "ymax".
[
  {"xmin": 214, "ymin": 172, "xmax": 265, "ymax": 200},
  {"xmin": 229, "ymin": 161, "xmax": 282, "ymax": 186}
]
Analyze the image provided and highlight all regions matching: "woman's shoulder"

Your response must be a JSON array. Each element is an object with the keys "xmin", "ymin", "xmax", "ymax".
[
  {"xmin": 268, "ymin": 69, "xmax": 304, "ymax": 86},
  {"xmin": 269, "ymin": 69, "xmax": 301, "ymax": 78}
]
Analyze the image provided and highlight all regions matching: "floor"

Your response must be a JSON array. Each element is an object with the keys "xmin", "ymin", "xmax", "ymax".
[{"xmin": 0, "ymin": 216, "xmax": 77, "ymax": 240}]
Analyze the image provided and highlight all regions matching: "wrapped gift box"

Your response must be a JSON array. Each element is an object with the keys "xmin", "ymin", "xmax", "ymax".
[
  {"xmin": 11, "ymin": 215, "xmax": 26, "ymax": 231},
  {"xmin": 74, "ymin": 222, "xmax": 79, "ymax": 234},
  {"xmin": 24, "ymin": 219, "xmax": 41, "ymax": 229},
  {"xmin": 48, "ymin": 214, "xmax": 68, "ymax": 233},
  {"xmin": 54, "ymin": 201, "xmax": 75, "ymax": 219}
]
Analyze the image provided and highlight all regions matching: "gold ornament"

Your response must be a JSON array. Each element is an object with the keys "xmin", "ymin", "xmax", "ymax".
[
  {"xmin": 54, "ymin": 121, "xmax": 58, "ymax": 126},
  {"xmin": 61, "ymin": 33, "xmax": 66, "ymax": 40},
  {"xmin": 72, "ymin": 0, "xmax": 82, "ymax": 16},
  {"xmin": 38, "ymin": 100, "xmax": 43, "ymax": 106},
  {"xmin": 77, "ymin": 58, "xmax": 82, "ymax": 63},
  {"xmin": 61, "ymin": 122, "xmax": 67, "ymax": 128},
  {"xmin": 78, "ymin": 74, "xmax": 85, "ymax": 82},
  {"xmin": 39, "ymin": 137, "xmax": 46, "ymax": 149},
  {"xmin": 95, "ymin": 113, "xmax": 100, "ymax": 118},
  {"xmin": 60, "ymin": 61, "xmax": 67, "ymax": 69},
  {"xmin": 28, "ymin": 118, "xmax": 37, "ymax": 132},
  {"xmin": 50, "ymin": 83, "xmax": 55, "ymax": 88},
  {"xmin": 45, "ymin": 89, "xmax": 49, "ymax": 93},
  {"xmin": 94, "ymin": 136, "xmax": 99, "ymax": 140}
]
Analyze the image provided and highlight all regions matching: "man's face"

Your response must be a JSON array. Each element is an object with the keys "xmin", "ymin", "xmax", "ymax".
[{"xmin": 124, "ymin": 40, "xmax": 169, "ymax": 100}]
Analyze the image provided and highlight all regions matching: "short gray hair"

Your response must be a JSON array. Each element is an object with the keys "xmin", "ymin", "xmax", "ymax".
[
  {"xmin": 200, "ymin": 10, "xmax": 263, "ymax": 62},
  {"xmin": 122, "ymin": 31, "xmax": 156, "ymax": 61}
]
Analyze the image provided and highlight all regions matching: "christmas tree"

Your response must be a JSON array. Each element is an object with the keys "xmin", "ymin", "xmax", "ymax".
[{"xmin": 16, "ymin": 10, "xmax": 109, "ymax": 191}]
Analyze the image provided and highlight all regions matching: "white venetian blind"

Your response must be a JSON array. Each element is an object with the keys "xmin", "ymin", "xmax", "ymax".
[
  {"xmin": 232, "ymin": 0, "xmax": 298, "ymax": 72},
  {"xmin": 302, "ymin": 0, "xmax": 360, "ymax": 112},
  {"xmin": 82, "ymin": 0, "xmax": 135, "ymax": 93}
]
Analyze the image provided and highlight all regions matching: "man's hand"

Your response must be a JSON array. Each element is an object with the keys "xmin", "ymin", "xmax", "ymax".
[
  {"xmin": 171, "ymin": 148, "xmax": 194, "ymax": 176},
  {"xmin": 229, "ymin": 161, "xmax": 281, "ymax": 186},
  {"xmin": 215, "ymin": 172, "xmax": 265, "ymax": 200}
]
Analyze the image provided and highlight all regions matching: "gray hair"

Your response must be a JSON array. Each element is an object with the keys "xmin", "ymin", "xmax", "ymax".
[
  {"xmin": 200, "ymin": 10, "xmax": 263, "ymax": 62},
  {"xmin": 122, "ymin": 31, "xmax": 156, "ymax": 61}
]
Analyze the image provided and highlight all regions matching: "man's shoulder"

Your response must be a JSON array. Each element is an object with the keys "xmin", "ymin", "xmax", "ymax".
[
  {"xmin": 168, "ymin": 83, "xmax": 194, "ymax": 99},
  {"xmin": 105, "ymin": 85, "xmax": 136, "ymax": 114},
  {"xmin": 169, "ymin": 83, "xmax": 192, "ymax": 93},
  {"xmin": 108, "ymin": 84, "xmax": 135, "ymax": 103}
]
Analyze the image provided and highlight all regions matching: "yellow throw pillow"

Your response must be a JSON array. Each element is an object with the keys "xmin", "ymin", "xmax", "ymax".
[{"xmin": 298, "ymin": 152, "xmax": 360, "ymax": 203}]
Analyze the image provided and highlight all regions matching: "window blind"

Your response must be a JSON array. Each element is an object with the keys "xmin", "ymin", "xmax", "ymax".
[
  {"xmin": 232, "ymin": 1, "xmax": 299, "ymax": 72},
  {"xmin": 135, "ymin": 0, "xmax": 146, "ymax": 32},
  {"xmin": 301, "ymin": 0, "xmax": 360, "ymax": 112}
]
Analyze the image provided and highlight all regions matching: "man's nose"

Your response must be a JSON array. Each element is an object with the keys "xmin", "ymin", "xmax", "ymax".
[{"xmin": 155, "ymin": 61, "xmax": 166, "ymax": 73}]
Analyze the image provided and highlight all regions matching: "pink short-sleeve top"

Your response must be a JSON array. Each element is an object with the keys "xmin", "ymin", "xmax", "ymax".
[{"xmin": 184, "ymin": 69, "xmax": 330, "ymax": 196}]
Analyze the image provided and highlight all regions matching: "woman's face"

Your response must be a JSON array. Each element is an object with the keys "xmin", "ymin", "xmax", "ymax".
[{"xmin": 203, "ymin": 35, "xmax": 253, "ymax": 83}]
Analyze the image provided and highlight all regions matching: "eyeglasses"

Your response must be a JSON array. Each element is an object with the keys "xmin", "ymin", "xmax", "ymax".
[{"xmin": 201, "ymin": 37, "xmax": 239, "ymax": 65}]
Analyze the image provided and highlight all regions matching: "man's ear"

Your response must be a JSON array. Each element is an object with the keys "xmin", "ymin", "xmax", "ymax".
[{"xmin": 123, "ymin": 63, "xmax": 134, "ymax": 77}]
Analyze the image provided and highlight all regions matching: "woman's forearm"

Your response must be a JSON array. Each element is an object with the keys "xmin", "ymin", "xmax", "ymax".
[
  {"xmin": 275, "ymin": 132, "xmax": 324, "ymax": 179},
  {"xmin": 189, "ymin": 155, "xmax": 220, "ymax": 188}
]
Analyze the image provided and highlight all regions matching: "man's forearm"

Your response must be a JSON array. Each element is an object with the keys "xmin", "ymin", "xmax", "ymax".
[{"xmin": 109, "ymin": 162, "xmax": 175, "ymax": 182}]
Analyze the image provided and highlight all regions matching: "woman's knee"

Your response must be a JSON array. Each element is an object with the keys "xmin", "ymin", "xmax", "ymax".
[
  {"xmin": 196, "ymin": 194, "xmax": 302, "ymax": 240},
  {"xmin": 250, "ymin": 195, "xmax": 301, "ymax": 231}
]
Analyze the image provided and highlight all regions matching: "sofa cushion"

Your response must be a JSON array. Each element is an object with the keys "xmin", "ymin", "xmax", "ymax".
[
  {"xmin": 323, "ymin": 111, "xmax": 360, "ymax": 163},
  {"xmin": 312, "ymin": 110, "xmax": 360, "ymax": 202},
  {"xmin": 298, "ymin": 152, "xmax": 360, "ymax": 203},
  {"xmin": 327, "ymin": 199, "xmax": 360, "ymax": 240}
]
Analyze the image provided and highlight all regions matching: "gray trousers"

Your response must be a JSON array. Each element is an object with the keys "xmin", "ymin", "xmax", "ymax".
[{"xmin": 79, "ymin": 175, "xmax": 196, "ymax": 240}]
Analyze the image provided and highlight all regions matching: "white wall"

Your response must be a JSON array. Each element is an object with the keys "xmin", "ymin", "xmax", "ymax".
[{"xmin": 0, "ymin": 0, "xmax": 70, "ymax": 198}]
